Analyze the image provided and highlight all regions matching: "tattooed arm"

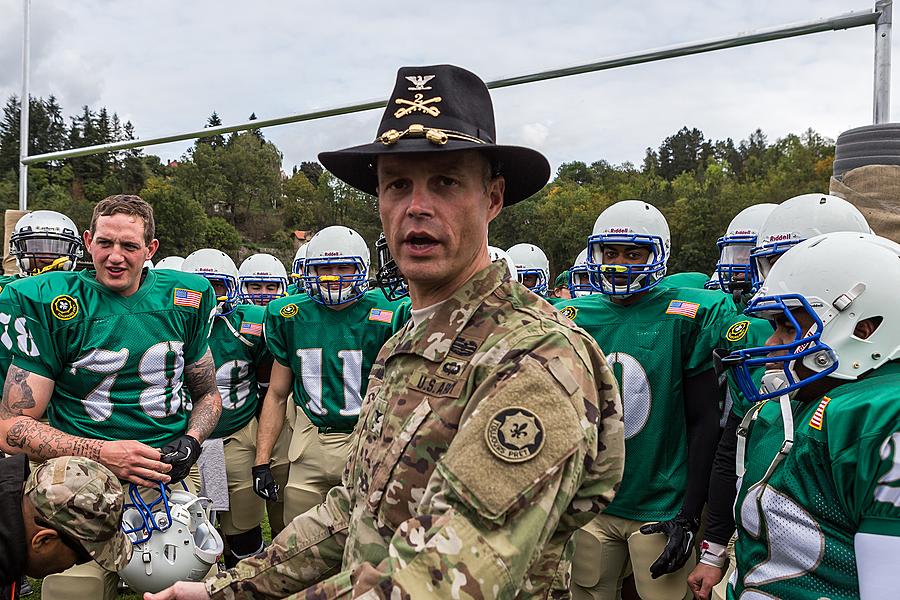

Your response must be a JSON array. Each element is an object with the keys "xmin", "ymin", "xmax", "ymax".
[
  {"xmin": 184, "ymin": 349, "xmax": 222, "ymax": 443},
  {"xmin": 0, "ymin": 365, "xmax": 172, "ymax": 486}
]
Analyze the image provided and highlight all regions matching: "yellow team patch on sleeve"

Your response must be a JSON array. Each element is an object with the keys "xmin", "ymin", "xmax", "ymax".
[
  {"xmin": 560, "ymin": 306, "xmax": 577, "ymax": 321},
  {"xmin": 279, "ymin": 303, "xmax": 299, "ymax": 318},
  {"xmin": 726, "ymin": 320, "xmax": 751, "ymax": 342},
  {"xmin": 50, "ymin": 294, "xmax": 79, "ymax": 320},
  {"xmin": 809, "ymin": 396, "xmax": 831, "ymax": 430}
]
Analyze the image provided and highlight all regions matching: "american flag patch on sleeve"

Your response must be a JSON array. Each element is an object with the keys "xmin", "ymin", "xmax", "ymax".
[
  {"xmin": 666, "ymin": 300, "xmax": 700, "ymax": 318},
  {"xmin": 240, "ymin": 322, "xmax": 263, "ymax": 336},
  {"xmin": 173, "ymin": 288, "xmax": 202, "ymax": 308},
  {"xmin": 809, "ymin": 396, "xmax": 831, "ymax": 430},
  {"xmin": 369, "ymin": 308, "xmax": 394, "ymax": 323}
]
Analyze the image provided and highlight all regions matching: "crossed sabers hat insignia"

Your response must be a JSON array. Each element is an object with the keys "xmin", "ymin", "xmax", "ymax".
[{"xmin": 394, "ymin": 93, "xmax": 442, "ymax": 119}]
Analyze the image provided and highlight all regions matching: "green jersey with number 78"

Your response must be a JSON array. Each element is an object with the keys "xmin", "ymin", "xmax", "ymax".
[
  {"xmin": 264, "ymin": 290, "xmax": 410, "ymax": 431},
  {"xmin": 0, "ymin": 269, "xmax": 216, "ymax": 447}
]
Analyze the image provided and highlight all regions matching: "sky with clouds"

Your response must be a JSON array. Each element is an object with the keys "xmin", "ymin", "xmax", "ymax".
[{"xmin": 0, "ymin": 0, "xmax": 896, "ymax": 173}]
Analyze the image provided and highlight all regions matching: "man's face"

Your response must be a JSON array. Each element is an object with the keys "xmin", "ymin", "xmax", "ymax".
[
  {"xmin": 246, "ymin": 281, "xmax": 283, "ymax": 305},
  {"xmin": 84, "ymin": 214, "xmax": 157, "ymax": 297},
  {"xmin": 377, "ymin": 150, "xmax": 504, "ymax": 292},
  {"xmin": 521, "ymin": 273, "xmax": 539, "ymax": 289},
  {"xmin": 765, "ymin": 308, "xmax": 815, "ymax": 359},
  {"xmin": 601, "ymin": 244, "xmax": 651, "ymax": 286},
  {"xmin": 210, "ymin": 280, "xmax": 228, "ymax": 299},
  {"xmin": 315, "ymin": 264, "xmax": 359, "ymax": 291}
]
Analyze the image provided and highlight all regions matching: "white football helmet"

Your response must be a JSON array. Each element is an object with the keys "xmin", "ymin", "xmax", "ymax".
[
  {"xmin": 303, "ymin": 226, "xmax": 370, "ymax": 305},
  {"xmin": 291, "ymin": 243, "xmax": 309, "ymax": 280},
  {"xmin": 507, "ymin": 243, "xmax": 550, "ymax": 295},
  {"xmin": 586, "ymin": 200, "xmax": 670, "ymax": 296},
  {"xmin": 182, "ymin": 249, "xmax": 239, "ymax": 316},
  {"xmin": 238, "ymin": 253, "xmax": 288, "ymax": 305},
  {"xmin": 750, "ymin": 194, "xmax": 870, "ymax": 288},
  {"xmin": 727, "ymin": 232, "xmax": 900, "ymax": 404},
  {"xmin": 154, "ymin": 256, "xmax": 185, "ymax": 271},
  {"xmin": 568, "ymin": 248, "xmax": 596, "ymax": 298},
  {"xmin": 715, "ymin": 203, "xmax": 777, "ymax": 295},
  {"xmin": 143, "ymin": 259, "xmax": 154, "ymax": 270},
  {"xmin": 120, "ymin": 484, "xmax": 223, "ymax": 594},
  {"xmin": 10, "ymin": 210, "xmax": 83, "ymax": 275},
  {"xmin": 487, "ymin": 246, "xmax": 517, "ymax": 280}
]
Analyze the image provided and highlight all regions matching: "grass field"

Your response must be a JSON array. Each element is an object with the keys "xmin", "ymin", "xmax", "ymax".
[{"xmin": 25, "ymin": 515, "xmax": 274, "ymax": 599}]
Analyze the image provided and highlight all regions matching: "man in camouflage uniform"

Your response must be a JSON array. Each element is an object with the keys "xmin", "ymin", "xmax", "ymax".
[
  {"xmin": 0, "ymin": 455, "xmax": 131, "ymax": 599},
  {"xmin": 147, "ymin": 64, "xmax": 624, "ymax": 600}
]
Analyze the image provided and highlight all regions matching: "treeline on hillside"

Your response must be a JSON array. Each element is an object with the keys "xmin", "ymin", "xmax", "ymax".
[{"xmin": 0, "ymin": 95, "xmax": 833, "ymax": 274}]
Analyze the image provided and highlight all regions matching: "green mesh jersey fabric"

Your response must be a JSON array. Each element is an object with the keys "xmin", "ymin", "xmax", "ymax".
[
  {"xmin": 0, "ymin": 274, "xmax": 24, "ymax": 391},
  {"xmin": 659, "ymin": 271, "xmax": 711, "ymax": 289},
  {"xmin": 264, "ymin": 290, "xmax": 410, "ymax": 431},
  {"xmin": 1, "ymin": 269, "xmax": 216, "ymax": 447},
  {"xmin": 559, "ymin": 285, "xmax": 740, "ymax": 520},
  {"xmin": 721, "ymin": 315, "xmax": 773, "ymax": 419},
  {"xmin": 731, "ymin": 362, "xmax": 900, "ymax": 599},
  {"xmin": 207, "ymin": 303, "xmax": 271, "ymax": 439}
]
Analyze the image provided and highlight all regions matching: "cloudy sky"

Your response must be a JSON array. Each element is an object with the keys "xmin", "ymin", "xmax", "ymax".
[{"xmin": 0, "ymin": 0, "xmax": 895, "ymax": 173}]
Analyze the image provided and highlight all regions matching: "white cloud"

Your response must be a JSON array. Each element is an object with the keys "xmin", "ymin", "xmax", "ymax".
[{"xmin": 518, "ymin": 122, "xmax": 550, "ymax": 148}]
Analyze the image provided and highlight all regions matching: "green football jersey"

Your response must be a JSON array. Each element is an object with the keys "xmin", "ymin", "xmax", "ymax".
[
  {"xmin": 0, "ymin": 274, "xmax": 24, "ymax": 391},
  {"xmin": 207, "ymin": 303, "xmax": 271, "ymax": 439},
  {"xmin": 264, "ymin": 290, "xmax": 410, "ymax": 431},
  {"xmin": 720, "ymin": 314, "xmax": 772, "ymax": 419},
  {"xmin": 731, "ymin": 362, "xmax": 900, "ymax": 599},
  {"xmin": 559, "ymin": 285, "xmax": 740, "ymax": 521},
  {"xmin": 660, "ymin": 271, "xmax": 711, "ymax": 289},
  {"xmin": 285, "ymin": 281, "xmax": 304, "ymax": 296},
  {"xmin": 0, "ymin": 269, "xmax": 216, "ymax": 447}
]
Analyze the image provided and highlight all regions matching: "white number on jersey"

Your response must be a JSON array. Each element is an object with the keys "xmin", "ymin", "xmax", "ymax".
[
  {"xmin": 295, "ymin": 348, "xmax": 364, "ymax": 417},
  {"xmin": 217, "ymin": 359, "xmax": 252, "ymax": 411},
  {"xmin": 0, "ymin": 312, "xmax": 39, "ymax": 357},
  {"xmin": 739, "ymin": 484, "xmax": 825, "ymax": 590},
  {"xmin": 875, "ymin": 432, "xmax": 900, "ymax": 507},
  {"xmin": 607, "ymin": 351, "xmax": 652, "ymax": 440},
  {"xmin": 71, "ymin": 342, "xmax": 186, "ymax": 421}
]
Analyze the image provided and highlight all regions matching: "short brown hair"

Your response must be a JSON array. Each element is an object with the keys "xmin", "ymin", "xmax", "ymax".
[{"xmin": 91, "ymin": 195, "xmax": 156, "ymax": 245}]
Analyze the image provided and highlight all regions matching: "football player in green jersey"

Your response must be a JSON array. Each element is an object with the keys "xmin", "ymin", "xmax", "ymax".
[
  {"xmin": 285, "ymin": 242, "xmax": 308, "ymax": 296},
  {"xmin": 253, "ymin": 225, "xmax": 409, "ymax": 522},
  {"xmin": 689, "ymin": 195, "xmax": 872, "ymax": 600},
  {"xmin": 183, "ymin": 249, "xmax": 274, "ymax": 568},
  {"xmin": 718, "ymin": 232, "xmax": 900, "ymax": 599},
  {"xmin": 238, "ymin": 253, "xmax": 289, "ymax": 306},
  {"xmin": 566, "ymin": 200, "xmax": 732, "ymax": 600},
  {"xmin": 0, "ymin": 195, "xmax": 222, "ymax": 600}
]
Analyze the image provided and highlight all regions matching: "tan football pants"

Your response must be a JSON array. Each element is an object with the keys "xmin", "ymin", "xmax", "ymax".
[
  {"xmin": 283, "ymin": 407, "xmax": 352, "ymax": 522},
  {"xmin": 572, "ymin": 513, "xmax": 694, "ymax": 600}
]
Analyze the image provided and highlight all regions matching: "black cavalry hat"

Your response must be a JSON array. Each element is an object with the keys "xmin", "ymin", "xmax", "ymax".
[{"xmin": 318, "ymin": 65, "xmax": 551, "ymax": 206}]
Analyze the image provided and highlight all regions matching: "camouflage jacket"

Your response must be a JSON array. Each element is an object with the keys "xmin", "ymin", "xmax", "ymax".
[{"xmin": 206, "ymin": 261, "xmax": 625, "ymax": 600}]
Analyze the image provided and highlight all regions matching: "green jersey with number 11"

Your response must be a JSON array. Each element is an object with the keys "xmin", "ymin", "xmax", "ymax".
[
  {"xmin": 731, "ymin": 362, "xmax": 900, "ymax": 599},
  {"xmin": 0, "ymin": 269, "xmax": 216, "ymax": 447},
  {"xmin": 264, "ymin": 290, "xmax": 410, "ymax": 431}
]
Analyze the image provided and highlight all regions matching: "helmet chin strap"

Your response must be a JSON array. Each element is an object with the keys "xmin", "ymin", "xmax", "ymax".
[
  {"xmin": 31, "ymin": 256, "xmax": 71, "ymax": 275},
  {"xmin": 736, "ymin": 372, "xmax": 795, "ymax": 487}
]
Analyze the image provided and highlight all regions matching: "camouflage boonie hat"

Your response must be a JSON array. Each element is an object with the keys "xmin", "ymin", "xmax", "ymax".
[{"xmin": 24, "ymin": 456, "xmax": 132, "ymax": 571}]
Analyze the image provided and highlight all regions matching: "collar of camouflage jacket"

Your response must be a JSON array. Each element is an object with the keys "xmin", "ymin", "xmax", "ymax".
[{"xmin": 390, "ymin": 260, "xmax": 508, "ymax": 363}]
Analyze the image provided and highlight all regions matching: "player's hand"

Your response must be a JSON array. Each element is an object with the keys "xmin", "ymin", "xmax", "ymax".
[
  {"xmin": 688, "ymin": 562, "xmax": 725, "ymax": 600},
  {"xmin": 159, "ymin": 435, "xmax": 202, "ymax": 482},
  {"xmin": 252, "ymin": 464, "xmax": 279, "ymax": 501},
  {"xmin": 99, "ymin": 440, "xmax": 172, "ymax": 487},
  {"xmin": 143, "ymin": 580, "xmax": 209, "ymax": 600},
  {"xmin": 639, "ymin": 513, "xmax": 700, "ymax": 578}
]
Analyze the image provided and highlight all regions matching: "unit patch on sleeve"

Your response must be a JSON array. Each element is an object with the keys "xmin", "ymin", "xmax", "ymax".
[
  {"xmin": 726, "ymin": 320, "xmax": 751, "ymax": 342},
  {"xmin": 560, "ymin": 306, "xmax": 578, "ymax": 321},
  {"xmin": 485, "ymin": 407, "xmax": 545, "ymax": 463},
  {"xmin": 279, "ymin": 303, "xmax": 299, "ymax": 318},
  {"xmin": 50, "ymin": 295, "xmax": 79, "ymax": 320}
]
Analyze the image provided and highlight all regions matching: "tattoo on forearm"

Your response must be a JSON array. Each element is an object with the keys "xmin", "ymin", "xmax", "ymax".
[
  {"xmin": 0, "ymin": 367, "xmax": 37, "ymax": 419},
  {"xmin": 185, "ymin": 350, "xmax": 221, "ymax": 441},
  {"xmin": 6, "ymin": 418, "xmax": 102, "ymax": 461}
]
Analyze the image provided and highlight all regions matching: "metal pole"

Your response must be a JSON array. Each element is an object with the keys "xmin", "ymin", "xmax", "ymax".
[
  {"xmin": 874, "ymin": 0, "xmax": 892, "ymax": 123},
  {"xmin": 21, "ymin": 6, "xmax": 881, "ymax": 166},
  {"xmin": 18, "ymin": 0, "xmax": 30, "ymax": 210}
]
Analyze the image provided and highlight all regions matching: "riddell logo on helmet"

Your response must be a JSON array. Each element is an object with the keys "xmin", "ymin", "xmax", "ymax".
[
  {"xmin": 733, "ymin": 229, "xmax": 753, "ymax": 235},
  {"xmin": 322, "ymin": 252, "xmax": 341, "ymax": 256},
  {"xmin": 767, "ymin": 233, "xmax": 794, "ymax": 242},
  {"xmin": 606, "ymin": 227, "xmax": 632, "ymax": 234}
]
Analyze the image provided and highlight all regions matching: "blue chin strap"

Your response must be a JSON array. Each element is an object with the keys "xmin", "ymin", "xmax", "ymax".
[
  {"xmin": 585, "ymin": 234, "xmax": 666, "ymax": 296},
  {"xmin": 721, "ymin": 293, "xmax": 838, "ymax": 403},
  {"xmin": 749, "ymin": 239, "xmax": 801, "ymax": 291},
  {"xmin": 239, "ymin": 275, "xmax": 288, "ymax": 305},
  {"xmin": 303, "ymin": 256, "xmax": 368, "ymax": 306},
  {"xmin": 121, "ymin": 482, "xmax": 188, "ymax": 545},
  {"xmin": 517, "ymin": 268, "xmax": 548, "ymax": 296},
  {"xmin": 568, "ymin": 265, "xmax": 593, "ymax": 297},
  {"xmin": 715, "ymin": 234, "xmax": 757, "ymax": 294}
]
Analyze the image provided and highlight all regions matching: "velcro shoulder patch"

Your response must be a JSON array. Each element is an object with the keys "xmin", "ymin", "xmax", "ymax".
[{"xmin": 438, "ymin": 356, "xmax": 583, "ymax": 520}]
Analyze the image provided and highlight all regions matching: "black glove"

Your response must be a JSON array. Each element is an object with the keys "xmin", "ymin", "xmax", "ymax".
[
  {"xmin": 639, "ymin": 513, "xmax": 700, "ymax": 579},
  {"xmin": 252, "ymin": 464, "xmax": 279, "ymax": 502},
  {"xmin": 160, "ymin": 435, "xmax": 202, "ymax": 483}
]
